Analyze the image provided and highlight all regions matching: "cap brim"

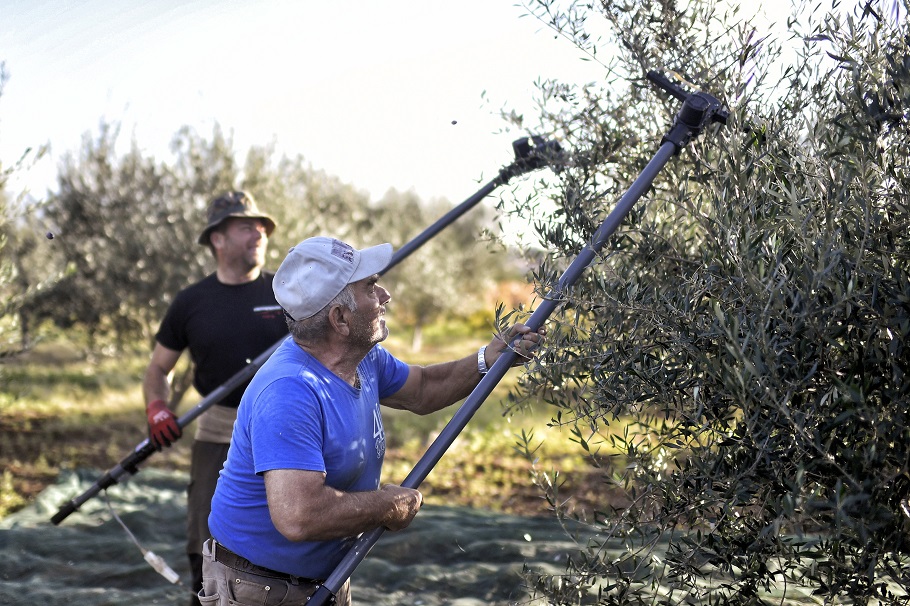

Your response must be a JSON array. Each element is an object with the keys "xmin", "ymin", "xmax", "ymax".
[
  {"xmin": 197, "ymin": 214, "xmax": 276, "ymax": 245},
  {"xmin": 350, "ymin": 243, "xmax": 393, "ymax": 282}
]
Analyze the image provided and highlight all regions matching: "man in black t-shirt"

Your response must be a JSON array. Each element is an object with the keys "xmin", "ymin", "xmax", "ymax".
[{"xmin": 142, "ymin": 191, "xmax": 289, "ymax": 604}]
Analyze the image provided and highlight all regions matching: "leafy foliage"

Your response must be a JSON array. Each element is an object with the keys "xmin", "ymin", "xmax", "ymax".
[
  {"xmin": 0, "ymin": 61, "xmax": 50, "ymax": 352},
  {"xmin": 33, "ymin": 123, "xmax": 208, "ymax": 348},
  {"xmin": 6, "ymin": 117, "xmax": 517, "ymax": 353},
  {"xmin": 368, "ymin": 189, "xmax": 505, "ymax": 350},
  {"xmin": 506, "ymin": 0, "xmax": 910, "ymax": 603}
]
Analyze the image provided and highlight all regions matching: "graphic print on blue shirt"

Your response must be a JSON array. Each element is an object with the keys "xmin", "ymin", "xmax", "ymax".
[{"xmin": 373, "ymin": 408, "xmax": 385, "ymax": 459}]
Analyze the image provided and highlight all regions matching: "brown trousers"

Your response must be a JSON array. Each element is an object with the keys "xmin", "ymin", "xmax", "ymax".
[{"xmin": 198, "ymin": 539, "xmax": 352, "ymax": 606}]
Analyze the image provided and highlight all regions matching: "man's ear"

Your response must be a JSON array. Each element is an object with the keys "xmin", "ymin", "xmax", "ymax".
[
  {"xmin": 328, "ymin": 305, "xmax": 350, "ymax": 337},
  {"xmin": 209, "ymin": 230, "xmax": 224, "ymax": 250}
]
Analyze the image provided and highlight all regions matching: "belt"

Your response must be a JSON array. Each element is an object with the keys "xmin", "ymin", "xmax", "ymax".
[{"xmin": 211, "ymin": 539, "xmax": 323, "ymax": 586}]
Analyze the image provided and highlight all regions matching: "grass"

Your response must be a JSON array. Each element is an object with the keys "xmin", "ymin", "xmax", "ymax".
[{"xmin": 0, "ymin": 327, "xmax": 606, "ymax": 519}]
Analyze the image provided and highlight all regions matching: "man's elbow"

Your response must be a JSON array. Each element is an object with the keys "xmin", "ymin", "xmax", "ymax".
[
  {"xmin": 271, "ymin": 515, "xmax": 316, "ymax": 542},
  {"xmin": 143, "ymin": 363, "xmax": 170, "ymax": 384}
]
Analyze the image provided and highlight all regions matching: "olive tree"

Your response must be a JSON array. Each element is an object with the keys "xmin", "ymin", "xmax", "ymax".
[
  {"xmin": 240, "ymin": 145, "xmax": 374, "ymax": 263},
  {"xmin": 502, "ymin": 0, "xmax": 910, "ymax": 603},
  {"xmin": 365, "ymin": 189, "xmax": 505, "ymax": 351},
  {"xmin": 0, "ymin": 61, "xmax": 50, "ymax": 353},
  {"xmin": 33, "ymin": 122, "xmax": 192, "ymax": 348}
]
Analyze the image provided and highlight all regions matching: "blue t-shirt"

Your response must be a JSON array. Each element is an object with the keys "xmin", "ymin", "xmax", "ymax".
[{"xmin": 208, "ymin": 336, "xmax": 410, "ymax": 579}]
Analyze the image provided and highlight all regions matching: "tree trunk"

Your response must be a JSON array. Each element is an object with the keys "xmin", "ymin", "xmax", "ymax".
[
  {"xmin": 18, "ymin": 309, "xmax": 29, "ymax": 351},
  {"xmin": 411, "ymin": 322, "xmax": 423, "ymax": 353}
]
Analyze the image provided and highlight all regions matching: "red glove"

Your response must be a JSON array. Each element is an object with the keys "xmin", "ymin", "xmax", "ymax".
[{"xmin": 146, "ymin": 399, "xmax": 181, "ymax": 449}]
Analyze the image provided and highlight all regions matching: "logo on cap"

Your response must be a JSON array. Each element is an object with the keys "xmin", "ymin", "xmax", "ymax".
[{"xmin": 331, "ymin": 240, "xmax": 355, "ymax": 264}]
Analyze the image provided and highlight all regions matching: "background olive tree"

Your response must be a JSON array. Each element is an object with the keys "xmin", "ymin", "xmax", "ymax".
[
  {"xmin": 30, "ymin": 123, "xmax": 208, "ymax": 350},
  {"xmin": 0, "ymin": 61, "xmax": 49, "ymax": 354},
  {"xmin": 365, "ymin": 188, "xmax": 507, "ymax": 351},
  {"xmin": 501, "ymin": 0, "xmax": 910, "ymax": 603},
  {"xmin": 14, "ymin": 117, "xmax": 515, "ymax": 356}
]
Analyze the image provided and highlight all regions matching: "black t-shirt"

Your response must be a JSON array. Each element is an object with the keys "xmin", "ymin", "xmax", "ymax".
[{"xmin": 155, "ymin": 272, "xmax": 289, "ymax": 408}]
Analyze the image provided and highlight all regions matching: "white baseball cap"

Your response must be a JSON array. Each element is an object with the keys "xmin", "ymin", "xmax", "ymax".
[{"xmin": 273, "ymin": 237, "xmax": 393, "ymax": 321}]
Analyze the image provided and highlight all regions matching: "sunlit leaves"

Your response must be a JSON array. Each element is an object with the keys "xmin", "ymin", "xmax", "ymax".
[{"xmin": 508, "ymin": 0, "xmax": 910, "ymax": 603}]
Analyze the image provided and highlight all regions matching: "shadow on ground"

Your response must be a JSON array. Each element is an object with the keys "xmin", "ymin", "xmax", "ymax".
[{"xmin": 0, "ymin": 469, "xmax": 596, "ymax": 605}]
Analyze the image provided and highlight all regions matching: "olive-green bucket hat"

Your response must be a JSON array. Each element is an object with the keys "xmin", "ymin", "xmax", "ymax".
[{"xmin": 198, "ymin": 191, "xmax": 277, "ymax": 245}]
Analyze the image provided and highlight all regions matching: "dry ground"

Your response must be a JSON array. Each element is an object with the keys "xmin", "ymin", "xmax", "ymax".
[{"xmin": 1, "ymin": 339, "xmax": 614, "ymax": 520}]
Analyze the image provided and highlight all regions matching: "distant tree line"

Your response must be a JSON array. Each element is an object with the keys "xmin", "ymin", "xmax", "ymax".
[{"xmin": 0, "ymin": 114, "xmax": 518, "ymax": 354}]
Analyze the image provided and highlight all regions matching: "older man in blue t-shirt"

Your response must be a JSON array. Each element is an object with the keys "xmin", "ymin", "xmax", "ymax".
[{"xmin": 202, "ymin": 236, "xmax": 545, "ymax": 605}]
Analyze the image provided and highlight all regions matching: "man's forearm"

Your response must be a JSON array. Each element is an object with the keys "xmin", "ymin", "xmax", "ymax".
[
  {"xmin": 266, "ymin": 472, "xmax": 421, "ymax": 541},
  {"xmin": 380, "ymin": 353, "xmax": 482, "ymax": 416},
  {"xmin": 409, "ymin": 355, "xmax": 481, "ymax": 414},
  {"xmin": 381, "ymin": 323, "xmax": 542, "ymax": 416},
  {"xmin": 273, "ymin": 490, "xmax": 385, "ymax": 541},
  {"xmin": 142, "ymin": 366, "xmax": 171, "ymax": 405}
]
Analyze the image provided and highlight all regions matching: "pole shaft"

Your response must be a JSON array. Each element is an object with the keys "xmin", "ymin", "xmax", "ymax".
[{"xmin": 385, "ymin": 177, "xmax": 505, "ymax": 274}]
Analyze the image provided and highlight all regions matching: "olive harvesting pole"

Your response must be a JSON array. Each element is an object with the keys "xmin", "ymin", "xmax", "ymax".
[{"xmin": 308, "ymin": 71, "xmax": 729, "ymax": 606}]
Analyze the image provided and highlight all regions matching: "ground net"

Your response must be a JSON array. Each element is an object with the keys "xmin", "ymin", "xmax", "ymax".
[{"xmin": 1, "ymin": 468, "xmax": 592, "ymax": 605}]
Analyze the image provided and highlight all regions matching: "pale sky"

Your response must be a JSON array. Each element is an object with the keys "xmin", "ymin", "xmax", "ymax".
[
  {"xmin": 1, "ymin": 0, "xmax": 869, "ymax": 207},
  {"xmin": 0, "ymin": 0, "xmax": 603, "ymax": 203}
]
